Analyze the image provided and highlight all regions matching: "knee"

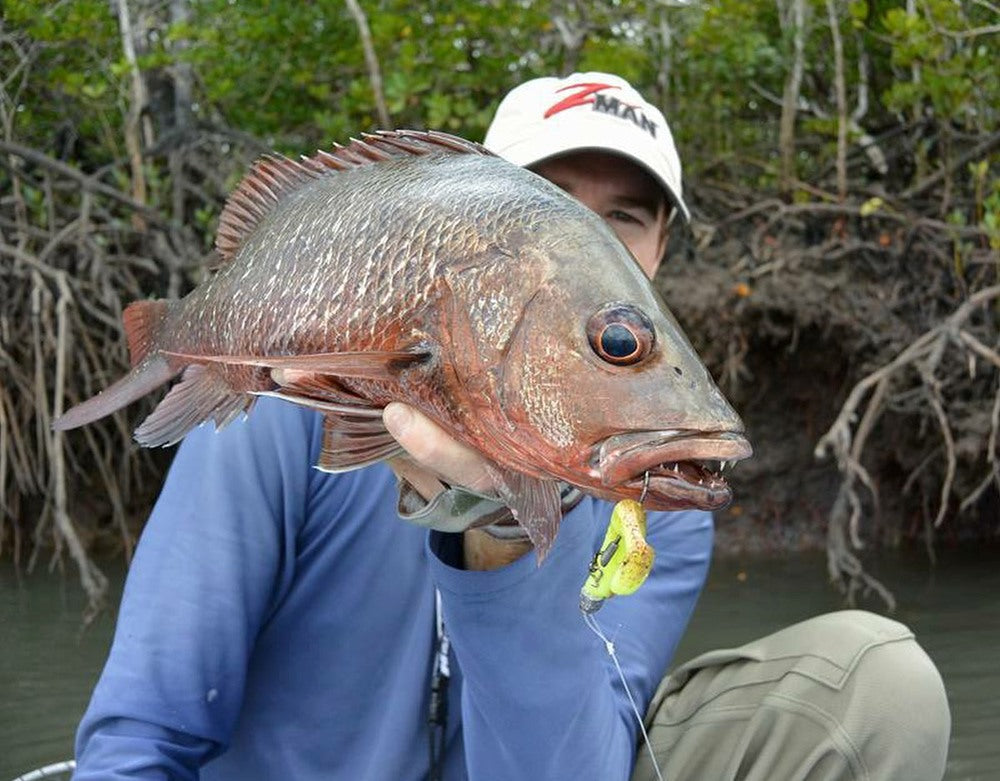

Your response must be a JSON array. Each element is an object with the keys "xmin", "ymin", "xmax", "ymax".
[{"xmin": 835, "ymin": 611, "xmax": 951, "ymax": 778}]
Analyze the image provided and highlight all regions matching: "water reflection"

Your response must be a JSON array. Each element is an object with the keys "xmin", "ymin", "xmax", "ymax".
[{"xmin": 1, "ymin": 549, "xmax": 997, "ymax": 780}]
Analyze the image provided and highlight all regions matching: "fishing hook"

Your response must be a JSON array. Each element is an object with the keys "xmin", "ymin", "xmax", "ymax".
[{"xmin": 639, "ymin": 470, "xmax": 650, "ymax": 504}]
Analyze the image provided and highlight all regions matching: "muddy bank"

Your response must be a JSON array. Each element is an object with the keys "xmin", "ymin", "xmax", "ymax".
[{"xmin": 660, "ymin": 205, "xmax": 1000, "ymax": 559}]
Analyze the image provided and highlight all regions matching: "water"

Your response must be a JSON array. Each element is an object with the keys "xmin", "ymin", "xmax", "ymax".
[
  {"xmin": 1, "ymin": 549, "xmax": 997, "ymax": 780},
  {"xmin": 0, "ymin": 561, "xmax": 125, "ymax": 780}
]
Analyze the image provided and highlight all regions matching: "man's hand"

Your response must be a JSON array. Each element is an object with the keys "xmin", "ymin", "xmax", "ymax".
[
  {"xmin": 382, "ymin": 403, "xmax": 497, "ymax": 499},
  {"xmin": 382, "ymin": 403, "xmax": 533, "ymax": 570}
]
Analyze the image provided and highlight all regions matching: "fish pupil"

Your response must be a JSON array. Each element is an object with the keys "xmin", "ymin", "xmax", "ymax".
[{"xmin": 601, "ymin": 324, "xmax": 638, "ymax": 359}]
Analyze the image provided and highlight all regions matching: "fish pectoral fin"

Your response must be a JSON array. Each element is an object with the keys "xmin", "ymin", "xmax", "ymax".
[
  {"xmin": 161, "ymin": 348, "xmax": 431, "ymax": 380},
  {"xmin": 255, "ymin": 372, "xmax": 402, "ymax": 472},
  {"xmin": 268, "ymin": 369, "xmax": 369, "ymax": 405},
  {"xmin": 316, "ymin": 410, "xmax": 403, "ymax": 473},
  {"xmin": 483, "ymin": 465, "xmax": 562, "ymax": 564}
]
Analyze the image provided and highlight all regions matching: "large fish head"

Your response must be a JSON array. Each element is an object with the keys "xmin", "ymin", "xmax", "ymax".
[{"xmin": 447, "ymin": 204, "xmax": 752, "ymax": 513}]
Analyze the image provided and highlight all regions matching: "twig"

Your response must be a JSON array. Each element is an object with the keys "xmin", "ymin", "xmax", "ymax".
[
  {"xmin": 0, "ymin": 140, "xmax": 168, "ymax": 223},
  {"xmin": 50, "ymin": 272, "xmax": 108, "ymax": 617},
  {"xmin": 900, "ymin": 131, "xmax": 1000, "ymax": 199}
]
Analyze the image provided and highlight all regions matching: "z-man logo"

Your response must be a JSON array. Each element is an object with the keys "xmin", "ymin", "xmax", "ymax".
[
  {"xmin": 543, "ymin": 82, "xmax": 615, "ymax": 119},
  {"xmin": 544, "ymin": 82, "xmax": 659, "ymax": 138}
]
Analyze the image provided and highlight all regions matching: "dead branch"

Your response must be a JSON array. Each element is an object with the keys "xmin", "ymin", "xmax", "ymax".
[
  {"xmin": 0, "ymin": 140, "xmax": 167, "ymax": 223},
  {"xmin": 815, "ymin": 284, "xmax": 1000, "ymax": 603},
  {"xmin": 900, "ymin": 131, "xmax": 1000, "ymax": 200}
]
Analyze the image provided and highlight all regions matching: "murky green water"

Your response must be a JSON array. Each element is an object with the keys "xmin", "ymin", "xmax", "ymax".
[{"xmin": 1, "ymin": 548, "xmax": 997, "ymax": 780}]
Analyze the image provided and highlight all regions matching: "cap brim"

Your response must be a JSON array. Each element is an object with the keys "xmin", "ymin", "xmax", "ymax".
[{"xmin": 493, "ymin": 115, "xmax": 690, "ymax": 222}]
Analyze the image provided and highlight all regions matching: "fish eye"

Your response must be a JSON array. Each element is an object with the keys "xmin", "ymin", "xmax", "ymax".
[{"xmin": 587, "ymin": 305, "xmax": 655, "ymax": 366}]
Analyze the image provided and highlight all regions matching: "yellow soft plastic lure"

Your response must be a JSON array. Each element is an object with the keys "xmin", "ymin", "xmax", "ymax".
[{"xmin": 580, "ymin": 499, "xmax": 655, "ymax": 613}]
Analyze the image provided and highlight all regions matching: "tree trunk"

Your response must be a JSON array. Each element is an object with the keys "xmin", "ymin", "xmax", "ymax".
[
  {"xmin": 655, "ymin": 9, "xmax": 673, "ymax": 108},
  {"xmin": 826, "ymin": 0, "xmax": 847, "ymax": 201},
  {"xmin": 344, "ymin": 0, "xmax": 391, "ymax": 128},
  {"xmin": 851, "ymin": 31, "xmax": 887, "ymax": 176},
  {"xmin": 170, "ymin": 0, "xmax": 194, "ymax": 226},
  {"xmin": 778, "ymin": 0, "xmax": 806, "ymax": 195},
  {"xmin": 115, "ymin": 0, "xmax": 149, "ymax": 230},
  {"xmin": 552, "ymin": 12, "xmax": 585, "ymax": 73}
]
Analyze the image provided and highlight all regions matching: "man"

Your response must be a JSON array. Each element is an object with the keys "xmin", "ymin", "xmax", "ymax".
[{"xmin": 74, "ymin": 73, "xmax": 950, "ymax": 780}]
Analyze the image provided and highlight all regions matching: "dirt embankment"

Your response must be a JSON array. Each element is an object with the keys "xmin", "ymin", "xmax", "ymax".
[{"xmin": 662, "ymin": 193, "xmax": 1000, "ymax": 561}]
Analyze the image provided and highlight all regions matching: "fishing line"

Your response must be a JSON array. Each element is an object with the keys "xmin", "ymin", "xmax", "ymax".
[{"xmin": 582, "ymin": 611, "xmax": 665, "ymax": 781}]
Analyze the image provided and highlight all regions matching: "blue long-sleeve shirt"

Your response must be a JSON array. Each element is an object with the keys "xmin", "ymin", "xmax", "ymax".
[{"xmin": 74, "ymin": 398, "xmax": 713, "ymax": 780}]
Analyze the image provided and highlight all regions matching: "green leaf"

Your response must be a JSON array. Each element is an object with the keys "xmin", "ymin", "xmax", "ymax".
[{"xmin": 860, "ymin": 197, "xmax": 884, "ymax": 217}]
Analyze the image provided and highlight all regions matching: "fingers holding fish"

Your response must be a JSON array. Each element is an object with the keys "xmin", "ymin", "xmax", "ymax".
[{"xmin": 383, "ymin": 403, "xmax": 498, "ymax": 499}]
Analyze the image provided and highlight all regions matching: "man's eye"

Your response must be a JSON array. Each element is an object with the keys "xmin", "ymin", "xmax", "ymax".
[{"xmin": 608, "ymin": 210, "xmax": 642, "ymax": 225}]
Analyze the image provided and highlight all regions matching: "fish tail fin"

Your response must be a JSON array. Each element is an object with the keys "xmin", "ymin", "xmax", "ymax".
[
  {"xmin": 53, "ymin": 299, "xmax": 179, "ymax": 432},
  {"xmin": 52, "ymin": 353, "xmax": 181, "ymax": 432},
  {"xmin": 123, "ymin": 299, "xmax": 170, "ymax": 367}
]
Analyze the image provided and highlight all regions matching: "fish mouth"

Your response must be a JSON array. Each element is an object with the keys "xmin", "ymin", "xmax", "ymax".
[{"xmin": 595, "ymin": 430, "xmax": 753, "ymax": 510}]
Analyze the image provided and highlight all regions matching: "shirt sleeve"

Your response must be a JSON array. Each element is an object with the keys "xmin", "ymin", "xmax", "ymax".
[
  {"xmin": 73, "ymin": 400, "xmax": 323, "ymax": 779},
  {"xmin": 427, "ymin": 503, "xmax": 713, "ymax": 780}
]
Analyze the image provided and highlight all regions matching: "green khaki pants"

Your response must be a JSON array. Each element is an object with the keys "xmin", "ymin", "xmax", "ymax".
[{"xmin": 631, "ymin": 610, "xmax": 950, "ymax": 781}]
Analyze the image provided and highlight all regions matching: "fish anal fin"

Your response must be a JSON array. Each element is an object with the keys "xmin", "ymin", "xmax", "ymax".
[
  {"xmin": 215, "ymin": 130, "xmax": 494, "ymax": 265},
  {"xmin": 316, "ymin": 408, "xmax": 403, "ymax": 473},
  {"xmin": 123, "ymin": 300, "xmax": 170, "ymax": 367},
  {"xmin": 133, "ymin": 363, "xmax": 252, "ymax": 447},
  {"xmin": 484, "ymin": 464, "xmax": 562, "ymax": 563}
]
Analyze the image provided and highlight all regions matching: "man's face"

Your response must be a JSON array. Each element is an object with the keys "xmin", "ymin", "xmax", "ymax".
[{"xmin": 531, "ymin": 151, "xmax": 672, "ymax": 279}]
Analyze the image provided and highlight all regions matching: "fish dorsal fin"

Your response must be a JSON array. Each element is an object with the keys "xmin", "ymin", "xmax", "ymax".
[{"xmin": 215, "ymin": 130, "xmax": 495, "ymax": 263}]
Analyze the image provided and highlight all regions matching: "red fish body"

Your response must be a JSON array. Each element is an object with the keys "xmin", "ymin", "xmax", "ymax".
[{"xmin": 54, "ymin": 131, "xmax": 751, "ymax": 556}]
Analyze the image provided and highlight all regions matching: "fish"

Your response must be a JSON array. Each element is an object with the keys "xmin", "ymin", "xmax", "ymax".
[{"xmin": 53, "ymin": 129, "xmax": 752, "ymax": 559}]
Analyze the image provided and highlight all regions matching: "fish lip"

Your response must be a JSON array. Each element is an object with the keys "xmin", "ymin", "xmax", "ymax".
[{"xmin": 595, "ymin": 429, "xmax": 754, "ymax": 510}]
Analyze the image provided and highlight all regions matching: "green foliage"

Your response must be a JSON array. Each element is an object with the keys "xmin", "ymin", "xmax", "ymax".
[
  {"xmin": 2, "ymin": 0, "xmax": 123, "ymax": 157},
  {"xmin": 882, "ymin": 0, "xmax": 998, "ymax": 130},
  {"xmin": 2, "ymin": 0, "xmax": 996, "ymax": 209}
]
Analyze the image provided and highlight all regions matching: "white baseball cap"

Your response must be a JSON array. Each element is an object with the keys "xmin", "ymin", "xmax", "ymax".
[{"xmin": 484, "ymin": 72, "xmax": 689, "ymax": 221}]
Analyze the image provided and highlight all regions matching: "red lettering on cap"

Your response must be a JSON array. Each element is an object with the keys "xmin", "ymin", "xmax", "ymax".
[{"xmin": 544, "ymin": 82, "xmax": 618, "ymax": 119}]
